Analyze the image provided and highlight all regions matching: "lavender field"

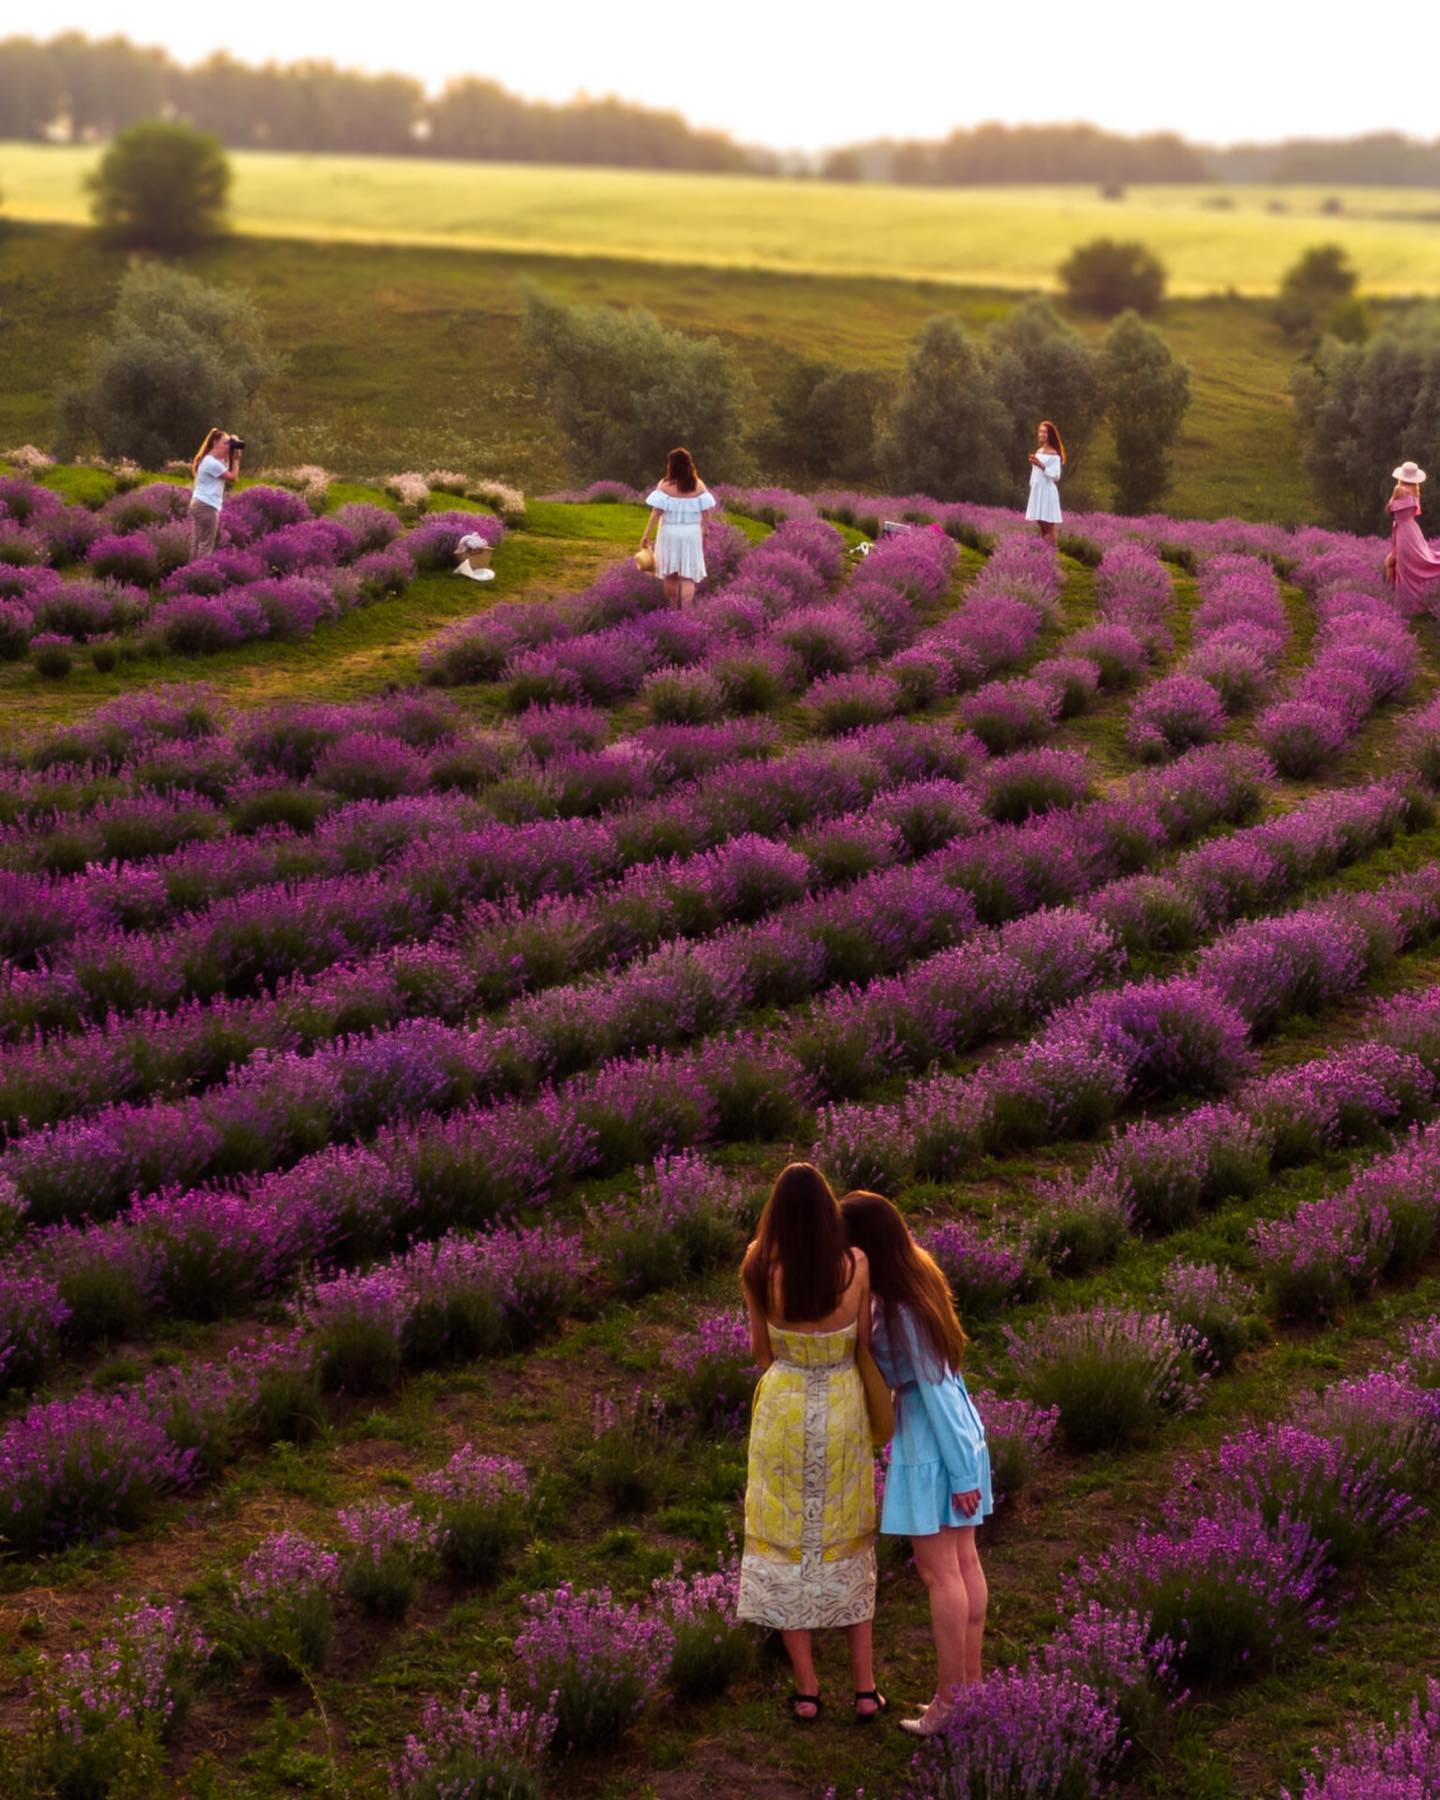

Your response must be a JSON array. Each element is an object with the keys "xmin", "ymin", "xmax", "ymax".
[{"xmin": 2, "ymin": 454, "xmax": 1440, "ymax": 1800}]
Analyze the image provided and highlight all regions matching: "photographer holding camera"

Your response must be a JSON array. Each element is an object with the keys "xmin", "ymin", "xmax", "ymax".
[{"xmin": 188, "ymin": 427, "xmax": 243, "ymax": 560}]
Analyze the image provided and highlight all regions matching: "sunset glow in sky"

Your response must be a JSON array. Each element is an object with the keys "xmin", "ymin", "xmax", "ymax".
[{"xmin": 34, "ymin": 0, "xmax": 1440, "ymax": 153}]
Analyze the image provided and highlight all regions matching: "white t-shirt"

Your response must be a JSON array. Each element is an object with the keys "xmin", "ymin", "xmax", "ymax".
[{"xmin": 192, "ymin": 455, "xmax": 229, "ymax": 510}]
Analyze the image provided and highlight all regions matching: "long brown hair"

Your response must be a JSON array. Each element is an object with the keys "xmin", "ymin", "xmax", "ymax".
[
  {"xmin": 665, "ymin": 446, "xmax": 699, "ymax": 493},
  {"xmin": 743, "ymin": 1162, "xmax": 852, "ymax": 1323},
  {"xmin": 192, "ymin": 428, "xmax": 225, "ymax": 475},
  {"xmin": 1039, "ymin": 420, "xmax": 1066, "ymax": 464},
  {"xmin": 841, "ymin": 1191, "xmax": 968, "ymax": 1372}
]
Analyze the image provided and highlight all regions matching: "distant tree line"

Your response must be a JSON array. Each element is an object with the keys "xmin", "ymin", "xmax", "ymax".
[
  {"xmin": 0, "ymin": 33, "xmax": 753, "ymax": 170},
  {"xmin": 821, "ymin": 124, "xmax": 1206, "ymax": 186},
  {"xmin": 6, "ymin": 34, "xmax": 1440, "ymax": 184}
]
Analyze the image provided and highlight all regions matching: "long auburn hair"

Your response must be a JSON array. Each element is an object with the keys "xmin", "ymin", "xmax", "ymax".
[
  {"xmin": 1393, "ymin": 480, "xmax": 1422, "ymax": 515},
  {"xmin": 841, "ymin": 1191, "xmax": 968, "ymax": 1372},
  {"xmin": 743, "ymin": 1162, "xmax": 852, "ymax": 1323},
  {"xmin": 1039, "ymin": 420, "xmax": 1066, "ymax": 464},
  {"xmin": 665, "ymin": 446, "xmax": 699, "ymax": 493},
  {"xmin": 192, "ymin": 428, "xmax": 225, "ymax": 475}
]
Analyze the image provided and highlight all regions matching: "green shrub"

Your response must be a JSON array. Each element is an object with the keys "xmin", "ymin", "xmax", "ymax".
[
  {"xmin": 1275, "ymin": 243, "xmax": 1359, "ymax": 342},
  {"xmin": 88, "ymin": 118, "xmax": 231, "ymax": 250},
  {"xmin": 1101, "ymin": 311, "xmax": 1191, "ymax": 514},
  {"xmin": 525, "ymin": 290, "xmax": 750, "ymax": 487},
  {"xmin": 58, "ymin": 262, "xmax": 280, "ymax": 469},
  {"xmin": 1059, "ymin": 237, "xmax": 1167, "ymax": 316},
  {"xmin": 879, "ymin": 316, "xmax": 1010, "ymax": 502}
]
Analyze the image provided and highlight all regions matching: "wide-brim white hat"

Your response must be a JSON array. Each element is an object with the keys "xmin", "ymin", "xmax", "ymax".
[{"xmin": 1393, "ymin": 460, "xmax": 1428, "ymax": 483}]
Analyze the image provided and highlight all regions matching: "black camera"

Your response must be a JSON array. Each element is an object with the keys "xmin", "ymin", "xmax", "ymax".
[{"xmin": 228, "ymin": 437, "xmax": 245, "ymax": 453}]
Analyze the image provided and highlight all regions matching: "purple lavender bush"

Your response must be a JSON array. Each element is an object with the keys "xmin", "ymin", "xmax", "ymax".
[
  {"xmin": 1285, "ymin": 1678, "xmax": 1440, "ymax": 1800},
  {"xmin": 338, "ymin": 1499, "xmax": 437, "ymax": 1620},
  {"xmin": 652, "ymin": 1557, "xmax": 753, "ymax": 1700},
  {"xmin": 906, "ymin": 1666, "xmax": 1124, "ymax": 1800},
  {"xmin": 515, "ymin": 1582, "xmax": 673, "ymax": 1753},
  {"xmin": 233, "ymin": 1529, "xmax": 342, "ymax": 1676},
  {"xmin": 392, "ymin": 1682, "xmax": 555, "ymax": 1800},
  {"xmin": 1069, "ymin": 1507, "xmax": 1331, "ymax": 1687},
  {"xmin": 418, "ymin": 1444, "xmax": 531, "ymax": 1584},
  {"xmin": 1005, "ymin": 1307, "xmax": 1206, "ymax": 1452}
]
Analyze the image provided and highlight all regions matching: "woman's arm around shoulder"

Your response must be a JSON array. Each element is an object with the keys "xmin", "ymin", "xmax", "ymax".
[
  {"xmin": 740, "ymin": 1241, "xmax": 774, "ymax": 1370},
  {"xmin": 849, "ymin": 1247, "xmax": 872, "ymax": 1349}
]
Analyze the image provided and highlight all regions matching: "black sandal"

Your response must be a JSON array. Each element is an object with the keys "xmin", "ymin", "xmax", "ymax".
[
  {"xmin": 854, "ymin": 1688, "xmax": 888, "ymax": 1723},
  {"xmin": 788, "ymin": 1692, "xmax": 822, "ymax": 1723}
]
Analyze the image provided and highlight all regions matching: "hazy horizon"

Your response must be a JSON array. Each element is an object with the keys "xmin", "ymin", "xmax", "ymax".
[{"xmin": 25, "ymin": 1, "xmax": 1440, "ymax": 156}]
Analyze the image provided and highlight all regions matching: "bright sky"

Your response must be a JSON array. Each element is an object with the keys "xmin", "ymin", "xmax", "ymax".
[{"xmin": 36, "ymin": 0, "xmax": 1440, "ymax": 152}]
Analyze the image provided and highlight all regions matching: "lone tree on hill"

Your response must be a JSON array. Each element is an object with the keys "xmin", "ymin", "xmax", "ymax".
[
  {"xmin": 1100, "ymin": 310, "xmax": 1191, "ymax": 513},
  {"xmin": 1291, "ymin": 308, "xmax": 1440, "ymax": 532},
  {"xmin": 524, "ymin": 292, "xmax": 751, "ymax": 487},
  {"xmin": 879, "ymin": 316, "xmax": 1010, "ymax": 503},
  {"xmin": 1275, "ymin": 243, "xmax": 1362, "ymax": 342},
  {"xmin": 58, "ymin": 262, "xmax": 279, "ymax": 467},
  {"xmin": 1059, "ymin": 237, "xmax": 1167, "ymax": 317},
  {"xmin": 88, "ymin": 118, "xmax": 231, "ymax": 250}
]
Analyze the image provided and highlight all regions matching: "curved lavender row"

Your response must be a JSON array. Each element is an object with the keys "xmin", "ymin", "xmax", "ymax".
[
  {"xmin": 794, "ymin": 535, "xmax": 1061, "ymax": 739},
  {"xmin": 1254, "ymin": 551, "xmax": 1421, "ymax": 776},
  {"xmin": 0, "ymin": 771, "xmax": 996, "ymax": 1173},
  {"xmin": 421, "ymin": 514, "xmax": 859, "ymax": 702},
  {"xmin": 1, "ymin": 478, "xmax": 509, "ymax": 654},
  {"xmin": 907, "ymin": 1320, "xmax": 1440, "ymax": 1795},
  {"xmin": 0, "ymin": 754, "xmax": 1003, "ymax": 1134},
  {"xmin": 813, "ymin": 856, "xmax": 1440, "ymax": 1192},
  {"xmin": 5, "ymin": 1002, "xmax": 1438, "ymax": 1567},
  {"xmin": 0, "ymin": 773, "xmax": 1402, "ymax": 1380},
  {"xmin": 0, "ymin": 711, "xmax": 954, "ymax": 973},
  {"xmin": 0, "ymin": 745, "xmax": 1268, "ymax": 1227},
  {"xmin": 0, "ymin": 724, "xmax": 991, "ymax": 1038},
  {"xmin": 1128, "ymin": 554, "xmax": 1289, "ymax": 762},
  {"xmin": 944, "ymin": 990, "xmax": 1440, "ymax": 1317}
]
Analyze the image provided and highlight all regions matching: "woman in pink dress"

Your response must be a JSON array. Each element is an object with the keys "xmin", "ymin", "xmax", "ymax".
[{"xmin": 1384, "ymin": 459, "xmax": 1440, "ymax": 613}]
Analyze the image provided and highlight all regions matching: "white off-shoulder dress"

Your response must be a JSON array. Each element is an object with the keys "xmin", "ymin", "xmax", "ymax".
[
  {"xmin": 647, "ymin": 486, "xmax": 717, "ymax": 581},
  {"xmin": 1025, "ymin": 452, "xmax": 1063, "ymax": 524}
]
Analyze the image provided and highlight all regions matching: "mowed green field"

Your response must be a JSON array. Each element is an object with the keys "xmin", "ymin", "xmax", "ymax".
[
  {"xmin": 7, "ymin": 142, "xmax": 1440, "ymax": 294},
  {"xmin": 0, "ymin": 223, "xmax": 1313, "ymax": 522}
]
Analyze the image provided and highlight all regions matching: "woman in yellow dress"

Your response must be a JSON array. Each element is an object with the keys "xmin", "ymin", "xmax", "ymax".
[{"xmin": 737, "ymin": 1162, "xmax": 882, "ymax": 1723}]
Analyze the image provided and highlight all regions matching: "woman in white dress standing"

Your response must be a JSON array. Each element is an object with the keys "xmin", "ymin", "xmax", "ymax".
[
  {"xmin": 1025, "ymin": 420, "xmax": 1064, "ymax": 541},
  {"xmin": 639, "ymin": 447, "xmax": 717, "ymax": 606}
]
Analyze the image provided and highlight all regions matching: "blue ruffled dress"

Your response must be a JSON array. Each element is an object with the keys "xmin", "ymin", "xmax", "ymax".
[{"xmin": 871, "ymin": 1303, "xmax": 993, "ymax": 1535}]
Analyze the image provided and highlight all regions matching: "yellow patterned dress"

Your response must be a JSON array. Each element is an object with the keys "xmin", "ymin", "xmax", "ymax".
[{"xmin": 737, "ymin": 1321, "xmax": 877, "ymax": 1630}]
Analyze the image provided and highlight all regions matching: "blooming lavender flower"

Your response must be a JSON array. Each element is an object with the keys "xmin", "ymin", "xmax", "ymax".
[
  {"xmin": 662, "ymin": 1308, "xmax": 757, "ymax": 1431},
  {"xmin": 37, "ymin": 1599, "xmax": 209, "ymax": 1751},
  {"xmin": 233, "ymin": 1529, "xmax": 342, "ymax": 1675},
  {"xmin": 651, "ymin": 1556, "xmax": 752, "ymax": 1700},
  {"xmin": 1005, "ymin": 1306, "xmax": 1207, "ymax": 1452},
  {"xmin": 417, "ymin": 1444, "xmax": 531, "ymax": 1583},
  {"xmin": 392, "ymin": 1682, "xmax": 556, "ymax": 1799},
  {"xmin": 1286, "ymin": 1678, "xmax": 1440, "ymax": 1800},
  {"xmin": 906, "ymin": 1666, "xmax": 1124, "ymax": 1799},
  {"xmin": 515, "ymin": 1582, "xmax": 673, "ymax": 1753},
  {"xmin": 338, "ymin": 1498, "xmax": 437, "ymax": 1619},
  {"xmin": 924, "ymin": 1217, "xmax": 1031, "ymax": 1319},
  {"xmin": 1069, "ymin": 1506, "xmax": 1331, "ymax": 1687}
]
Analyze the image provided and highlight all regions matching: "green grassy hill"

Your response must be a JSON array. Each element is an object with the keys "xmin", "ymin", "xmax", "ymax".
[
  {"xmin": 0, "ymin": 223, "xmax": 1312, "ymax": 523},
  {"xmin": 7, "ymin": 144, "xmax": 1440, "ymax": 295}
]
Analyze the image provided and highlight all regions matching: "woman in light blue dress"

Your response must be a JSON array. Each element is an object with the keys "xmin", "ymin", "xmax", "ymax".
[
  {"xmin": 638, "ymin": 446, "xmax": 717, "ymax": 607},
  {"xmin": 841, "ymin": 1190, "xmax": 991, "ymax": 1739}
]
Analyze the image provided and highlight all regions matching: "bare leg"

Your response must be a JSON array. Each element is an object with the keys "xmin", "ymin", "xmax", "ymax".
[
  {"xmin": 846, "ymin": 1618, "xmax": 880, "ymax": 1715},
  {"xmin": 954, "ymin": 1527, "xmax": 987, "ymax": 1684},
  {"xmin": 780, "ymin": 1627, "xmax": 818, "ymax": 1716},
  {"xmin": 1038, "ymin": 521, "xmax": 1057, "ymax": 542},
  {"xmin": 663, "ymin": 573, "xmax": 681, "ymax": 605},
  {"xmin": 677, "ymin": 577, "xmax": 697, "ymax": 608},
  {"xmin": 910, "ymin": 1530, "xmax": 971, "ymax": 1709}
]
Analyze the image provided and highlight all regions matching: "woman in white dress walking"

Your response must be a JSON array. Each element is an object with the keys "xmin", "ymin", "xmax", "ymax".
[
  {"xmin": 1025, "ymin": 420, "xmax": 1064, "ymax": 541},
  {"xmin": 639, "ymin": 447, "xmax": 717, "ymax": 606}
]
